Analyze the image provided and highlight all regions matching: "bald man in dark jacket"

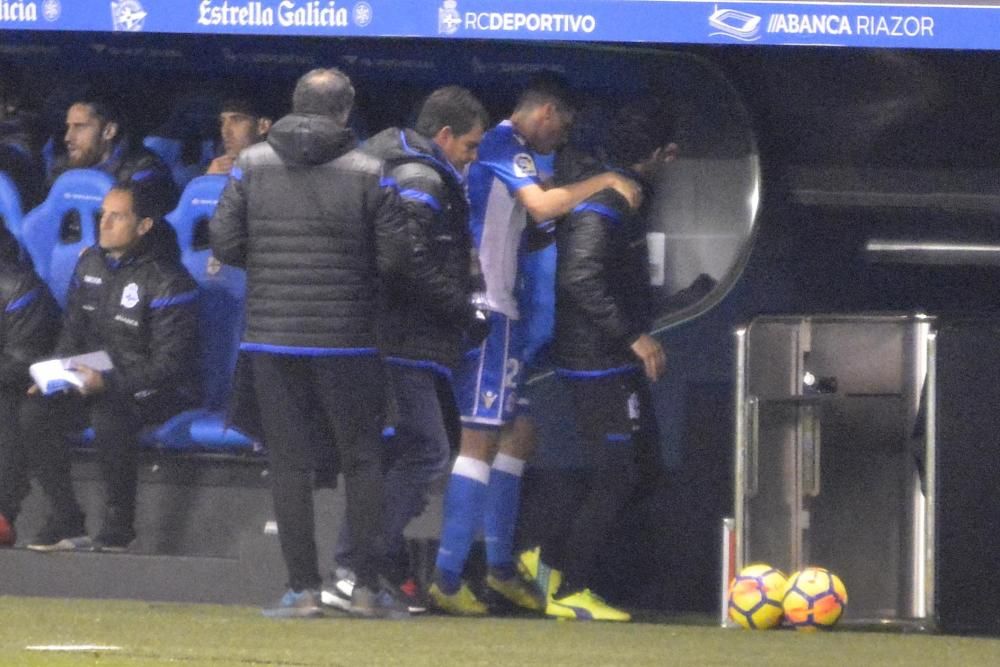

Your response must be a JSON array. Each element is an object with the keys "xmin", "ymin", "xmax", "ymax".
[{"xmin": 211, "ymin": 68, "xmax": 407, "ymax": 619}]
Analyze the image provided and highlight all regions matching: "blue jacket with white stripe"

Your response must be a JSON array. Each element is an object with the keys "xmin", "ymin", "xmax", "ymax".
[{"xmin": 57, "ymin": 221, "xmax": 200, "ymax": 406}]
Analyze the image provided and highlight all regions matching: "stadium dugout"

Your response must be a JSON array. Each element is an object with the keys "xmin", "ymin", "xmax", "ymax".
[{"xmin": 2, "ymin": 0, "xmax": 1000, "ymax": 636}]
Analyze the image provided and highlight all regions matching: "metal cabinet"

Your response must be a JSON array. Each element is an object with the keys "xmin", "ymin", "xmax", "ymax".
[{"xmin": 733, "ymin": 314, "xmax": 935, "ymax": 626}]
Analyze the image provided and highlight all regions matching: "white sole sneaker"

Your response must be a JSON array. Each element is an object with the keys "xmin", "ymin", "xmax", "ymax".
[
  {"xmin": 320, "ymin": 578, "xmax": 354, "ymax": 611},
  {"xmin": 27, "ymin": 536, "xmax": 94, "ymax": 552}
]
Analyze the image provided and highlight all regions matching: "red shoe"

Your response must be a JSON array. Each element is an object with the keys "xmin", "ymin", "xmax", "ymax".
[
  {"xmin": 0, "ymin": 512, "xmax": 15, "ymax": 547},
  {"xmin": 399, "ymin": 577, "xmax": 428, "ymax": 614}
]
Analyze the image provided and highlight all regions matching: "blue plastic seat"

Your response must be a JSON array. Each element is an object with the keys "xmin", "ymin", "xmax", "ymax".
[
  {"xmin": 20, "ymin": 168, "xmax": 114, "ymax": 306},
  {"xmin": 0, "ymin": 172, "xmax": 23, "ymax": 238},
  {"xmin": 143, "ymin": 135, "xmax": 217, "ymax": 190},
  {"xmin": 160, "ymin": 175, "xmax": 255, "ymax": 451}
]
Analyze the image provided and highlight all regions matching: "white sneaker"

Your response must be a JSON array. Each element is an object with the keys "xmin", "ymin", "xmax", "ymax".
[{"xmin": 321, "ymin": 567, "xmax": 355, "ymax": 611}]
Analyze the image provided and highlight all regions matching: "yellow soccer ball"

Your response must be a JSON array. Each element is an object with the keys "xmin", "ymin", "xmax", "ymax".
[
  {"xmin": 728, "ymin": 563, "xmax": 787, "ymax": 629},
  {"xmin": 782, "ymin": 567, "xmax": 848, "ymax": 631}
]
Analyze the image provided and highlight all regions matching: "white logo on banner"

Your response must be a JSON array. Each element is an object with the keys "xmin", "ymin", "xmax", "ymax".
[
  {"xmin": 42, "ymin": 0, "xmax": 60, "ymax": 21},
  {"xmin": 120, "ymin": 282, "xmax": 140, "ymax": 309},
  {"xmin": 438, "ymin": 0, "xmax": 460, "ymax": 34},
  {"xmin": 708, "ymin": 7, "xmax": 762, "ymax": 42},
  {"xmin": 111, "ymin": 0, "xmax": 147, "ymax": 31},
  {"xmin": 352, "ymin": 1, "xmax": 371, "ymax": 26}
]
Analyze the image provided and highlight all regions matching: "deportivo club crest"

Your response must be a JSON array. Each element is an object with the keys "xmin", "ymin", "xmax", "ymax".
[
  {"xmin": 120, "ymin": 282, "xmax": 140, "ymax": 308},
  {"xmin": 439, "ymin": 0, "xmax": 460, "ymax": 34}
]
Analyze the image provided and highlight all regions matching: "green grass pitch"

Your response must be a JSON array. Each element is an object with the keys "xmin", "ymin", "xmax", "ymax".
[{"xmin": 1, "ymin": 596, "xmax": 1000, "ymax": 666}]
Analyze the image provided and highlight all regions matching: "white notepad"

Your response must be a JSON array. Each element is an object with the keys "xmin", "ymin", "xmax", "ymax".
[{"xmin": 29, "ymin": 351, "xmax": 114, "ymax": 395}]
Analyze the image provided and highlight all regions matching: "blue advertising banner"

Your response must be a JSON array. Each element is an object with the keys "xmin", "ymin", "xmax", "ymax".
[{"xmin": 2, "ymin": 0, "xmax": 1000, "ymax": 50}]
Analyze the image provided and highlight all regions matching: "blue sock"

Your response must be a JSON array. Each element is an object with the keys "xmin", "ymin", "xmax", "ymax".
[
  {"xmin": 484, "ymin": 453, "xmax": 525, "ymax": 574},
  {"xmin": 435, "ymin": 456, "xmax": 490, "ymax": 593}
]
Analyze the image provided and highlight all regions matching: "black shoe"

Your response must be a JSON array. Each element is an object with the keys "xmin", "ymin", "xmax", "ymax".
[
  {"xmin": 96, "ymin": 507, "xmax": 134, "ymax": 552},
  {"xmin": 399, "ymin": 577, "xmax": 429, "ymax": 614},
  {"xmin": 349, "ymin": 580, "xmax": 410, "ymax": 620},
  {"xmin": 94, "ymin": 527, "xmax": 135, "ymax": 553},
  {"xmin": 26, "ymin": 514, "xmax": 87, "ymax": 552},
  {"xmin": 93, "ymin": 535, "xmax": 133, "ymax": 553}
]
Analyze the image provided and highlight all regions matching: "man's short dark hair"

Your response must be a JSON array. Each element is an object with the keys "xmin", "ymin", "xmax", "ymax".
[
  {"xmin": 514, "ymin": 72, "xmax": 574, "ymax": 120},
  {"xmin": 71, "ymin": 94, "xmax": 124, "ymax": 127},
  {"xmin": 291, "ymin": 68, "xmax": 355, "ymax": 119},
  {"xmin": 111, "ymin": 176, "xmax": 171, "ymax": 223},
  {"xmin": 221, "ymin": 97, "xmax": 272, "ymax": 121},
  {"xmin": 414, "ymin": 86, "xmax": 489, "ymax": 139},
  {"xmin": 603, "ymin": 99, "xmax": 674, "ymax": 169}
]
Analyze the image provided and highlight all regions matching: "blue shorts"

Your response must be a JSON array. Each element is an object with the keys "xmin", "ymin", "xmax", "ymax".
[{"xmin": 455, "ymin": 311, "xmax": 525, "ymax": 428}]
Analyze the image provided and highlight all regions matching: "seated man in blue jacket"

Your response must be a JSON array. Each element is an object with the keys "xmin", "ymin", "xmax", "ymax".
[
  {"xmin": 0, "ymin": 224, "xmax": 61, "ymax": 546},
  {"xmin": 20, "ymin": 177, "xmax": 199, "ymax": 552}
]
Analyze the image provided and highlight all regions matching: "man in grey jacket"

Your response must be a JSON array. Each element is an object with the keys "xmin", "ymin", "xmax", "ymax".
[{"xmin": 210, "ymin": 68, "xmax": 407, "ymax": 619}]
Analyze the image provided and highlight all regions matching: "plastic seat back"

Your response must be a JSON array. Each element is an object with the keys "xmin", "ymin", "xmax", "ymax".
[
  {"xmin": 144, "ymin": 135, "xmax": 217, "ymax": 190},
  {"xmin": 166, "ymin": 175, "xmax": 245, "ymax": 410},
  {"xmin": 0, "ymin": 172, "xmax": 22, "ymax": 238},
  {"xmin": 20, "ymin": 169, "xmax": 113, "ymax": 305}
]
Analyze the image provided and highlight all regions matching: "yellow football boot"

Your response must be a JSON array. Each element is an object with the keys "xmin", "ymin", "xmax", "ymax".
[
  {"xmin": 546, "ymin": 588, "xmax": 632, "ymax": 622},
  {"xmin": 485, "ymin": 572, "xmax": 545, "ymax": 611},
  {"xmin": 428, "ymin": 581, "xmax": 488, "ymax": 616},
  {"xmin": 517, "ymin": 546, "xmax": 562, "ymax": 601}
]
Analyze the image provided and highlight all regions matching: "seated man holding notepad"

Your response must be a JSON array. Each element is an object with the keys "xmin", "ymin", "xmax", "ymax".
[{"xmin": 16, "ymin": 178, "xmax": 199, "ymax": 552}]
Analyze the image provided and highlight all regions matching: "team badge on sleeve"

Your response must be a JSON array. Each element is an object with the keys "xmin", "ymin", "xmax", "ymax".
[{"xmin": 513, "ymin": 153, "xmax": 537, "ymax": 178}]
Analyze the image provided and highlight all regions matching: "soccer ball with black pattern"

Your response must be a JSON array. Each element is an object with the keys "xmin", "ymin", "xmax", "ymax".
[
  {"xmin": 727, "ymin": 563, "xmax": 787, "ymax": 630},
  {"xmin": 782, "ymin": 567, "xmax": 848, "ymax": 631}
]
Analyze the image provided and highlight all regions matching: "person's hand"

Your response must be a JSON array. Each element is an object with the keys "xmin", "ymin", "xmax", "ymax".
[
  {"xmin": 465, "ymin": 309, "xmax": 491, "ymax": 348},
  {"xmin": 607, "ymin": 173, "xmax": 643, "ymax": 210},
  {"xmin": 72, "ymin": 364, "xmax": 106, "ymax": 396},
  {"xmin": 630, "ymin": 333, "xmax": 666, "ymax": 382},
  {"xmin": 654, "ymin": 143, "xmax": 680, "ymax": 165},
  {"xmin": 26, "ymin": 384, "xmax": 40, "ymax": 396},
  {"xmin": 206, "ymin": 155, "xmax": 236, "ymax": 175}
]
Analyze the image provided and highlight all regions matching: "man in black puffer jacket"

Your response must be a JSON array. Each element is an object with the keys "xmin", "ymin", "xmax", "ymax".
[
  {"xmin": 20, "ymin": 178, "xmax": 199, "ymax": 554},
  {"xmin": 323, "ymin": 86, "xmax": 490, "ymax": 612},
  {"xmin": 0, "ymin": 225, "xmax": 60, "ymax": 546},
  {"xmin": 210, "ymin": 68, "xmax": 407, "ymax": 619},
  {"xmin": 541, "ymin": 101, "xmax": 676, "ymax": 622}
]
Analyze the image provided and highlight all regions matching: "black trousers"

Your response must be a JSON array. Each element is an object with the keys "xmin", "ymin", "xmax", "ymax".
[
  {"xmin": 334, "ymin": 363, "xmax": 455, "ymax": 581},
  {"xmin": 7, "ymin": 390, "xmax": 176, "ymax": 533},
  {"xmin": 543, "ymin": 371, "xmax": 653, "ymax": 593},
  {"xmin": 251, "ymin": 353, "xmax": 387, "ymax": 591},
  {"xmin": 0, "ymin": 389, "xmax": 31, "ymax": 521}
]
